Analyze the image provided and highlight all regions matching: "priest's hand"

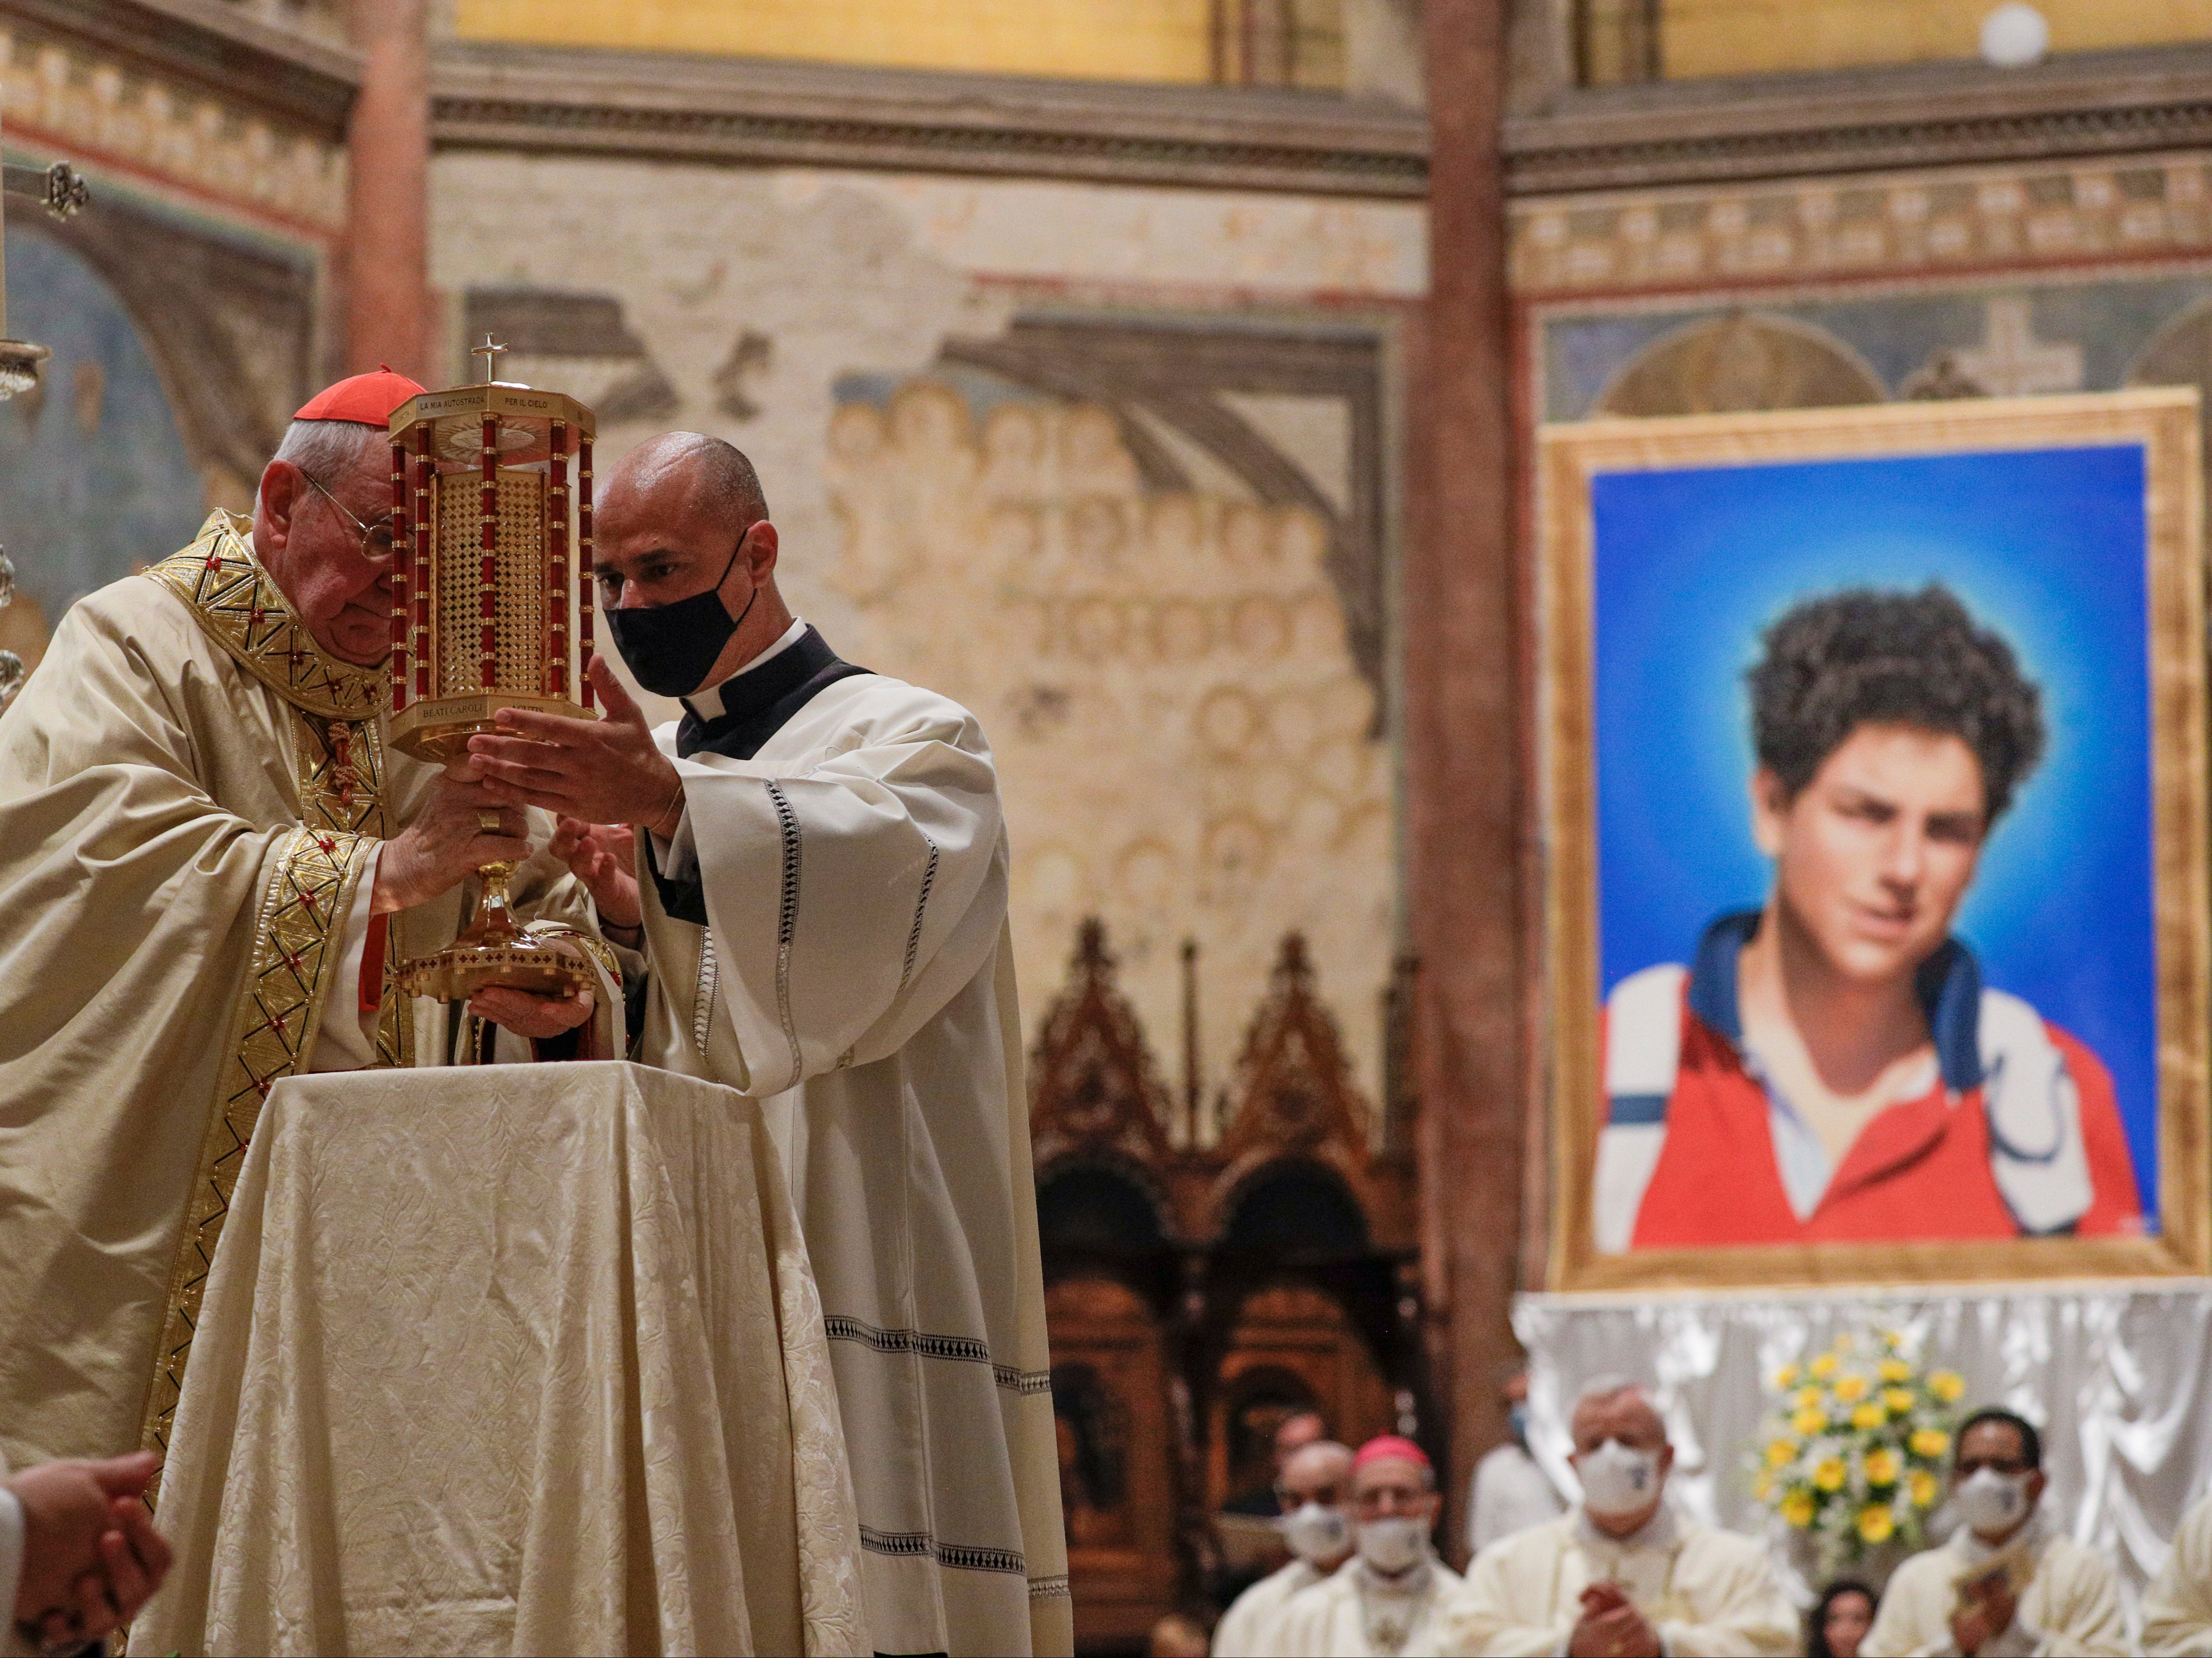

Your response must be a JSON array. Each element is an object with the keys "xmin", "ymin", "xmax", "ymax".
[
  {"xmin": 469, "ymin": 982, "xmax": 596, "ymax": 1040},
  {"xmin": 550, "ymin": 817, "xmax": 643, "ymax": 933},
  {"xmin": 10, "ymin": 1449, "xmax": 170, "ymax": 1649},
  {"xmin": 375, "ymin": 763, "xmax": 532, "ymax": 914},
  {"xmin": 470, "ymin": 939, "xmax": 599, "ymax": 1040},
  {"xmin": 1569, "ymin": 1583, "xmax": 1661, "ymax": 1658},
  {"xmin": 1950, "ymin": 1571, "xmax": 2018, "ymax": 1657},
  {"xmin": 468, "ymin": 656, "xmax": 685, "ymax": 838}
]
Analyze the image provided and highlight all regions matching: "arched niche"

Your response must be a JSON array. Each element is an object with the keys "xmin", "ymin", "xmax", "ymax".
[
  {"xmin": 1221, "ymin": 1158, "xmax": 1370, "ymax": 1260},
  {"xmin": 13, "ymin": 191, "xmax": 317, "ymax": 514},
  {"xmin": 1038, "ymin": 1159, "xmax": 1171, "ymax": 1255},
  {"xmin": 1595, "ymin": 310, "xmax": 1887, "ymax": 418},
  {"xmin": 1045, "ymin": 1274, "xmax": 1181, "ymax": 1646}
]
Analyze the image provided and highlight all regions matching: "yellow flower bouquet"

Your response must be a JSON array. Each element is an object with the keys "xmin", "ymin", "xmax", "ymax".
[{"xmin": 1752, "ymin": 1329, "xmax": 1962, "ymax": 1575}]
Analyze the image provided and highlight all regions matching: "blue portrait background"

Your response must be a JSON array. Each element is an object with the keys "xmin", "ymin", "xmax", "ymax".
[{"xmin": 1590, "ymin": 445, "xmax": 2160, "ymax": 1226}]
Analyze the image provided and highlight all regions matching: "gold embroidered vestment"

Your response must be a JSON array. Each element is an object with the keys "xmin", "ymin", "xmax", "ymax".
[{"xmin": 0, "ymin": 513, "xmax": 602, "ymax": 1469}]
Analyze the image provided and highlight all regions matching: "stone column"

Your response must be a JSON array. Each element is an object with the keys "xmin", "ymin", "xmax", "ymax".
[
  {"xmin": 346, "ymin": 0, "xmax": 430, "ymax": 379},
  {"xmin": 1407, "ymin": 0, "xmax": 1522, "ymax": 1558}
]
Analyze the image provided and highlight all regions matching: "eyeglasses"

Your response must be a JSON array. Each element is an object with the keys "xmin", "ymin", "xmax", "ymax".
[{"xmin": 300, "ymin": 469, "xmax": 397, "ymax": 565}]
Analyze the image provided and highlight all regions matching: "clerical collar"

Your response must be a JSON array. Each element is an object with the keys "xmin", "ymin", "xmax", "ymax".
[
  {"xmin": 1576, "ymin": 1502, "xmax": 1677, "ymax": 1554},
  {"xmin": 681, "ymin": 617, "xmax": 809, "ymax": 722}
]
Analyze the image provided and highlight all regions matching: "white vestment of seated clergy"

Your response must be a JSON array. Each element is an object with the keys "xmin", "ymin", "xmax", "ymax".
[
  {"xmin": 1214, "ymin": 1556, "xmax": 1329, "ymax": 1656},
  {"xmin": 2145, "ymin": 1493, "xmax": 2212, "ymax": 1657},
  {"xmin": 1466, "ymin": 1442, "xmax": 1565, "ymax": 1556},
  {"xmin": 1435, "ymin": 1509, "xmax": 1797, "ymax": 1658},
  {"xmin": 1861, "ymin": 1514, "xmax": 2127, "ymax": 1658},
  {"xmin": 0, "ymin": 515, "xmax": 617, "ymax": 1474},
  {"xmin": 631, "ymin": 644, "xmax": 1069, "ymax": 1658},
  {"xmin": 1275, "ymin": 1555, "xmax": 1464, "ymax": 1658}
]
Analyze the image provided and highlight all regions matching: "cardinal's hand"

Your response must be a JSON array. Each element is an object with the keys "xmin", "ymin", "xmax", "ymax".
[{"xmin": 375, "ymin": 764, "xmax": 530, "ymax": 914}]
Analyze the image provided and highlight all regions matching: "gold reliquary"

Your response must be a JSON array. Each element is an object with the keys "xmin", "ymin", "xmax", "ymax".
[{"xmin": 385, "ymin": 372, "xmax": 599, "ymax": 1002}]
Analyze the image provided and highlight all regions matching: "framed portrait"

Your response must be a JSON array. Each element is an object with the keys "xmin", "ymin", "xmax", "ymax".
[{"xmin": 1540, "ymin": 390, "xmax": 2210, "ymax": 1291}]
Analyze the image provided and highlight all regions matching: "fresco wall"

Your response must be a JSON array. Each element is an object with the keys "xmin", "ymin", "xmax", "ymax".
[
  {"xmin": 0, "ymin": 228, "xmax": 204, "ymax": 673},
  {"xmin": 432, "ymin": 153, "xmax": 1426, "ymax": 1104},
  {"xmin": 0, "ymin": 17, "xmax": 338, "ymax": 675}
]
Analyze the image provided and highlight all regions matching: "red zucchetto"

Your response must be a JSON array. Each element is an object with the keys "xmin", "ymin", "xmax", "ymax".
[
  {"xmin": 293, "ymin": 365, "xmax": 425, "ymax": 425},
  {"xmin": 1353, "ymin": 1434, "xmax": 1431, "ymax": 1472}
]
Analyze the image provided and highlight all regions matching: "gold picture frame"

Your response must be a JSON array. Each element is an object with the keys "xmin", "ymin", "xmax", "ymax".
[{"xmin": 1541, "ymin": 390, "xmax": 2210, "ymax": 1292}]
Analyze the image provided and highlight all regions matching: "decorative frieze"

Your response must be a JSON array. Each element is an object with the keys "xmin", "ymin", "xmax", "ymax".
[
  {"xmin": 0, "ymin": 18, "xmax": 348, "ymax": 233},
  {"xmin": 429, "ymin": 39, "xmax": 1428, "ymax": 199},
  {"xmin": 1511, "ymin": 151, "xmax": 2212, "ymax": 296}
]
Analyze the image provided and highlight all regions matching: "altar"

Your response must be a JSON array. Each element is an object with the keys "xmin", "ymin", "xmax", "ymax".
[{"xmin": 134, "ymin": 1061, "xmax": 865, "ymax": 1658}]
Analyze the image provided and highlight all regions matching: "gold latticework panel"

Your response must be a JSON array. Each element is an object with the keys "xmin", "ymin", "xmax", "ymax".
[{"xmin": 430, "ymin": 470, "xmax": 547, "ymax": 694}]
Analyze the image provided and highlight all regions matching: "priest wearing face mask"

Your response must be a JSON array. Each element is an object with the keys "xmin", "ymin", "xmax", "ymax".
[
  {"xmin": 1215, "ymin": 1439, "xmax": 1356, "ymax": 1656},
  {"xmin": 1861, "ymin": 1409, "xmax": 2124, "ymax": 1658},
  {"xmin": 460, "ymin": 432, "xmax": 1067, "ymax": 1657},
  {"xmin": 1436, "ymin": 1378, "xmax": 1794, "ymax": 1658},
  {"xmin": 1272, "ymin": 1436, "xmax": 1462, "ymax": 1658}
]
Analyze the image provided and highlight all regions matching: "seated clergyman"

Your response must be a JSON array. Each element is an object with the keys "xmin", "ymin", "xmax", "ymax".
[
  {"xmin": 0, "ymin": 370, "xmax": 616, "ymax": 1471},
  {"xmin": 1272, "ymin": 1436, "xmax": 1462, "ymax": 1658},
  {"xmin": 2143, "ymin": 1487, "xmax": 2212, "ymax": 1657},
  {"xmin": 1863, "ymin": 1407, "xmax": 2124, "ymax": 1658},
  {"xmin": 1212, "ymin": 1439, "xmax": 1356, "ymax": 1656},
  {"xmin": 1435, "ymin": 1378, "xmax": 1795, "ymax": 1657}
]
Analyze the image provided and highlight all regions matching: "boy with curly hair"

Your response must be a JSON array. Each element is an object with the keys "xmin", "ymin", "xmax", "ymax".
[{"xmin": 1594, "ymin": 584, "xmax": 2141, "ymax": 1250}]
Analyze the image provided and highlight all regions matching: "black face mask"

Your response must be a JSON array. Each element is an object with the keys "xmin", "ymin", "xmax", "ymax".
[{"xmin": 604, "ymin": 541, "xmax": 758, "ymax": 698}]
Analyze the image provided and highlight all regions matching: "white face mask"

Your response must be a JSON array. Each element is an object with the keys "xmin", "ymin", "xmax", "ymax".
[
  {"xmin": 1953, "ymin": 1468, "xmax": 2033, "ymax": 1536},
  {"xmin": 1576, "ymin": 1438, "xmax": 1663, "ymax": 1518},
  {"xmin": 1280, "ymin": 1501, "xmax": 1350, "ymax": 1564},
  {"xmin": 1354, "ymin": 1514, "xmax": 1429, "ymax": 1574}
]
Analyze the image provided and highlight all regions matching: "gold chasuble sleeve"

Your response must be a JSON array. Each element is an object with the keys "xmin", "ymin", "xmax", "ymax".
[{"xmin": 0, "ymin": 513, "xmax": 604, "ymax": 1471}]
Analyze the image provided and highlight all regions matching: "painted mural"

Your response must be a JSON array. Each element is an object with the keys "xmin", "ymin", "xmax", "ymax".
[{"xmin": 0, "ymin": 226, "xmax": 205, "ymax": 674}]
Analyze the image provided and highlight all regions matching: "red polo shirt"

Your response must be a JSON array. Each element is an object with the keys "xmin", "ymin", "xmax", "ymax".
[
  {"xmin": 1624, "ymin": 996, "xmax": 2142, "ymax": 1247},
  {"xmin": 1607, "ymin": 914, "xmax": 2144, "ymax": 1249}
]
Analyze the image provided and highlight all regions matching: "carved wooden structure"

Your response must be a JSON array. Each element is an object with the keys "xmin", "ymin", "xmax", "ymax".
[{"xmin": 1032, "ymin": 920, "xmax": 1423, "ymax": 1649}]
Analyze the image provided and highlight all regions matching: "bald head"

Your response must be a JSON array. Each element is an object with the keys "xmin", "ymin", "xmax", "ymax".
[
  {"xmin": 1279, "ymin": 1440, "xmax": 1353, "ymax": 1507},
  {"xmin": 593, "ymin": 431, "xmax": 789, "ymax": 697},
  {"xmin": 604, "ymin": 431, "xmax": 768, "ymax": 531}
]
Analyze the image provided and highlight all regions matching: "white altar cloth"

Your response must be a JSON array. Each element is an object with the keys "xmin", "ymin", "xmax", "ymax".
[
  {"xmin": 1513, "ymin": 1280, "xmax": 2212, "ymax": 1636},
  {"xmin": 135, "ymin": 1061, "xmax": 866, "ymax": 1657}
]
